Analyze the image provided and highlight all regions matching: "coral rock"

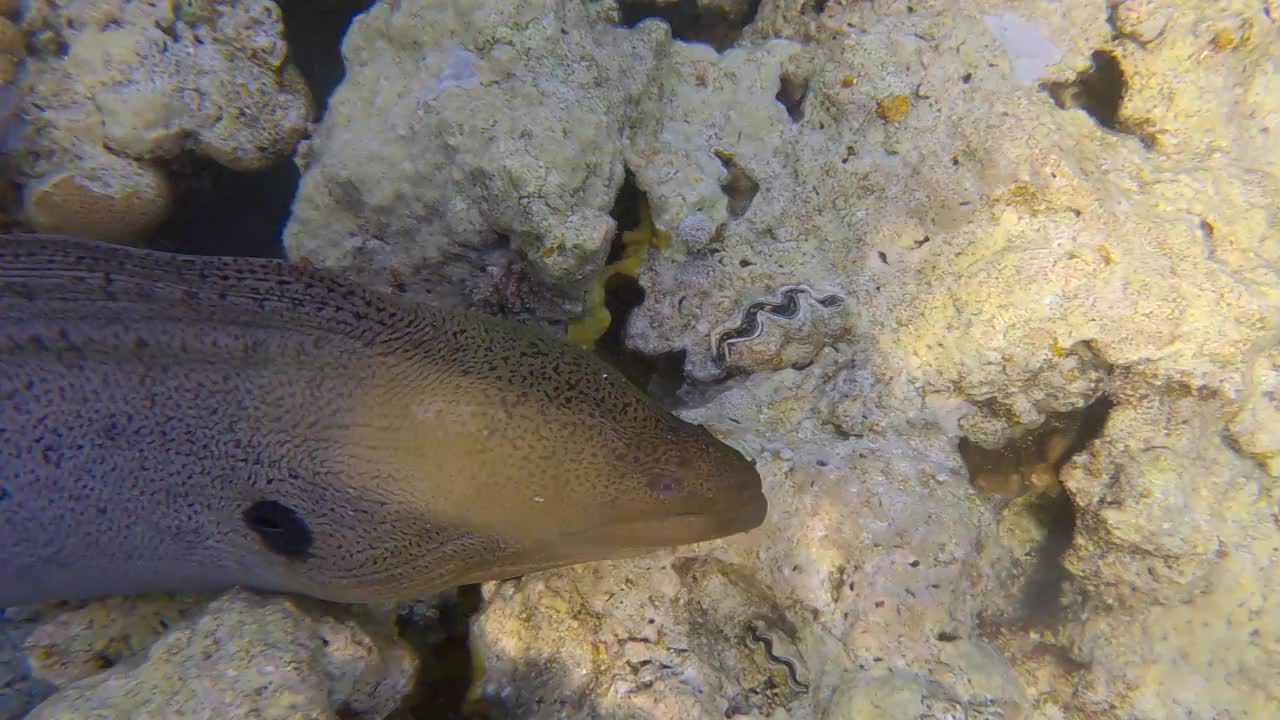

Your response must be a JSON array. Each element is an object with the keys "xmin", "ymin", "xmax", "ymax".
[
  {"xmin": 284, "ymin": 0, "xmax": 663, "ymax": 314},
  {"xmin": 13, "ymin": 0, "xmax": 312, "ymax": 243},
  {"xmin": 25, "ymin": 589, "xmax": 417, "ymax": 720},
  {"xmin": 22, "ymin": 155, "xmax": 172, "ymax": 243}
]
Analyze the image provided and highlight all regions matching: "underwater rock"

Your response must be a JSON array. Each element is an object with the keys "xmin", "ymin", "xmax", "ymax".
[
  {"xmin": 14, "ymin": 0, "xmax": 311, "ymax": 243},
  {"xmin": 616, "ymin": 0, "xmax": 760, "ymax": 52},
  {"xmin": 1229, "ymin": 346, "xmax": 1280, "ymax": 477},
  {"xmin": 21, "ymin": 152, "xmax": 173, "ymax": 243},
  {"xmin": 1047, "ymin": 387, "xmax": 1280, "ymax": 717},
  {"xmin": 0, "ymin": 605, "xmax": 52, "ymax": 720},
  {"xmin": 24, "ymin": 589, "xmax": 417, "ymax": 720},
  {"xmin": 473, "ymin": 555, "xmax": 838, "ymax": 718},
  {"xmin": 0, "ymin": 15, "xmax": 22, "ymax": 85},
  {"xmin": 622, "ymin": 34, "xmax": 863, "ymax": 382},
  {"xmin": 470, "ymin": 349, "xmax": 1026, "ymax": 718},
  {"xmin": 822, "ymin": 665, "xmax": 1024, "ymax": 720},
  {"xmin": 1, "ymin": 0, "xmax": 1266, "ymax": 717},
  {"xmin": 284, "ymin": 0, "xmax": 664, "ymax": 317},
  {"xmin": 22, "ymin": 594, "xmax": 209, "ymax": 687},
  {"xmin": 392, "ymin": 1, "xmax": 1275, "ymax": 718}
]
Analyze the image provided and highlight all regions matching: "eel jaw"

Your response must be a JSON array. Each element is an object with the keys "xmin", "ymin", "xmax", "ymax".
[{"xmin": 558, "ymin": 489, "xmax": 769, "ymax": 548}]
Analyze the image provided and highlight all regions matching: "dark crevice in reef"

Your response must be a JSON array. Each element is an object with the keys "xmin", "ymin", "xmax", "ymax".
[
  {"xmin": 146, "ymin": 1, "xmax": 371, "ymax": 259},
  {"xmin": 589, "ymin": 171, "xmax": 690, "ymax": 408},
  {"xmin": 1104, "ymin": 3, "xmax": 1124, "ymax": 43},
  {"xmin": 597, "ymin": 275, "xmax": 692, "ymax": 408},
  {"xmin": 1018, "ymin": 490, "xmax": 1077, "ymax": 625},
  {"xmin": 776, "ymin": 71, "xmax": 809, "ymax": 121},
  {"xmin": 395, "ymin": 584, "xmax": 485, "ymax": 720},
  {"xmin": 277, "ymin": 0, "xmax": 376, "ymax": 122},
  {"xmin": 1043, "ymin": 50, "xmax": 1156, "ymax": 147},
  {"xmin": 1044, "ymin": 50, "xmax": 1125, "ymax": 129},
  {"xmin": 617, "ymin": 0, "xmax": 763, "ymax": 52},
  {"xmin": 960, "ymin": 394, "xmax": 1113, "ymax": 499},
  {"xmin": 145, "ymin": 157, "xmax": 299, "ymax": 258},
  {"xmin": 962, "ymin": 395, "xmax": 1114, "ymax": 625},
  {"xmin": 712, "ymin": 150, "xmax": 760, "ymax": 218}
]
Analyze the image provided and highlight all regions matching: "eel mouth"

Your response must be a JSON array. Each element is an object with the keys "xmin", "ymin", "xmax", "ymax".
[
  {"xmin": 445, "ymin": 492, "xmax": 770, "ymax": 589},
  {"xmin": 561, "ymin": 489, "xmax": 769, "ymax": 548}
]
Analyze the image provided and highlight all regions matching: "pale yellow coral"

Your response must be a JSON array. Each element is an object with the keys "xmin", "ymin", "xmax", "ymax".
[{"xmin": 23, "ymin": 158, "xmax": 172, "ymax": 244}]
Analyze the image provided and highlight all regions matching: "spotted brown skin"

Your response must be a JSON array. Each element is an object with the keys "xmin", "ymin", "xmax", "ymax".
[{"xmin": 0, "ymin": 234, "xmax": 767, "ymax": 606}]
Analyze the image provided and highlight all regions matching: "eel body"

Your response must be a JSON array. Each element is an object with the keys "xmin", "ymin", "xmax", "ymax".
[{"xmin": 0, "ymin": 234, "xmax": 766, "ymax": 606}]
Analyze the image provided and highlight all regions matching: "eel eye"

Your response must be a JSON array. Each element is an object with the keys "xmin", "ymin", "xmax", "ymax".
[
  {"xmin": 647, "ymin": 473, "xmax": 685, "ymax": 498},
  {"xmin": 243, "ymin": 500, "xmax": 313, "ymax": 559}
]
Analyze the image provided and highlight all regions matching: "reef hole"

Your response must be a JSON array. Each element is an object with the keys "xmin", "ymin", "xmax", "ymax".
[
  {"xmin": 960, "ymin": 395, "xmax": 1113, "ymax": 499},
  {"xmin": 1044, "ymin": 50, "xmax": 1124, "ymax": 128},
  {"xmin": 1043, "ymin": 50, "xmax": 1157, "ymax": 147},
  {"xmin": 395, "ymin": 584, "xmax": 485, "ymax": 719},
  {"xmin": 776, "ymin": 71, "xmax": 809, "ymax": 121},
  {"xmin": 713, "ymin": 150, "xmax": 760, "ymax": 218},
  {"xmin": 617, "ymin": 0, "xmax": 763, "ymax": 52},
  {"xmin": 590, "ymin": 170, "xmax": 690, "ymax": 407},
  {"xmin": 145, "ymin": 157, "xmax": 298, "ymax": 258},
  {"xmin": 963, "ymin": 395, "xmax": 1113, "ymax": 624},
  {"xmin": 144, "ymin": 1, "xmax": 372, "ymax": 258},
  {"xmin": 1018, "ymin": 490, "xmax": 1077, "ymax": 624},
  {"xmin": 277, "ymin": 0, "xmax": 377, "ymax": 121}
]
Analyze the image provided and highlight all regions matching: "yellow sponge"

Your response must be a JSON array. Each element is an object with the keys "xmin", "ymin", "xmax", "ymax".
[{"xmin": 566, "ymin": 198, "xmax": 670, "ymax": 349}]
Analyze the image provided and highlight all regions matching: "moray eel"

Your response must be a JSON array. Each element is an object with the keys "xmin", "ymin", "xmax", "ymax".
[{"xmin": 0, "ymin": 233, "xmax": 767, "ymax": 606}]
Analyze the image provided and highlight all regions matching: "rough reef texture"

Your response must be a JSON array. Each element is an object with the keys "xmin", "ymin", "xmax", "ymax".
[
  {"xmin": 22, "ymin": 589, "xmax": 417, "ymax": 720},
  {"xmin": 0, "ymin": 605, "xmax": 52, "ymax": 720},
  {"xmin": 473, "ymin": 358, "xmax": 1028, "ymax": 719},
  {"xmin": 284, "ymin": 0, "xmax": 1280, "ymax": 718},
  {"xmin": 1, "ymin": 0, "xmax": 1274, "ymax": 718},
  {"xmin": 284, "ymin": 0, "xmax": 661, "ymax": 318},
  {"xmin": 0, "ymin": 13, "xmax": 23, "ymax": 85},
  {"xmin": 13, "ymin": 0, "xmax": 311, "ymax": 243},
  {"xmin": 0, "ymin": 1, "xmax": 24, "ymax": 231},
  {"xmin": 1, "ymin": 594, "xmax": 209, "ymax": 718},
  {"xmin": 22, "ymin": 594, "xmax": 208, "ymax": 687}
]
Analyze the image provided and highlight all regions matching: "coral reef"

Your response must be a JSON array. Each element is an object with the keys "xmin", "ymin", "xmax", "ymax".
[
  {"xmin": 23, "ymin": 589, "xmax": 416, "ymax": 720},
  {"xmin": 13, "ymin": 0, "xmax": 311, "ymax": 243},
  {"xmin": 288, "ymin": 0, "xmax": 1278, "ymax": 717},
  {"xmin": 284, "ymin": 0, "xmax": 661, "ymax": 317},
  {"xmin": 22, "ymin": 594, "xmax": 207, "ymax": 687},
  {"xmin": 0, "ymin": 604, "xmax": 52, "ymax": 720},
  {"xmin": 959, "ymin": 399, "xmax": 1110, "ymax": 498},
  {"xmin": 0, "ymin": 2, "xmax": 25, "ymax": 231},
  {"xmin": 616, "ymin": 0, "xmax": 762, "ymax": 52},
  {"xmin": 21, "ymin": 163, "xmax": 173, "ymax": 242},
  {"xmin": 0, "ymin": 11, "xmax": 22, "ymax": 85},
  {"xmin": 1, "ymin": 0, "xmax": 1275, "ymax": 718}
]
